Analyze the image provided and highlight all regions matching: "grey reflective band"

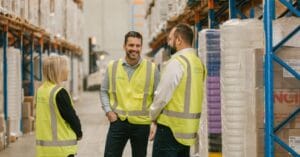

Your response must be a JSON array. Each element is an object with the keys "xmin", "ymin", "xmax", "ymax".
[
  {"xmin": 111, "ymin": 60, "xmax": 152, "ymax": 116},
  {"xmin": 114, "ymin": 109, "xmax": 149, "ymax": 116},
  {"xmin": 36, "ymin": 139, "xmax": 77, "ymax": 146},
  {"xmin": 175, "ymin": 132, "xmax": 197, "ymax": 139},
  {"xmin": 162, "ymin": 110, "xmax": 201, "ymax": 119},
  {"xmin": 162, "ymin": 55, "xmax": 201, "ymax": 119},
  {"xmin": 49, "ymin": 85, "xmax": 61, "ymax": 141},
  {"xmin": 179, "ymin": 56, "xmax": 192, "ymax": 113},
  {"xmin": 111, "ymin": 61, "xmax": 119, "ymax": 109},
  {"xmin": 36, "ymin": 85, "xmax": 77, "ymax": 147},
  {"xmin": 142, "ymin": 61, "xmax": 152, "ymax": 111}
]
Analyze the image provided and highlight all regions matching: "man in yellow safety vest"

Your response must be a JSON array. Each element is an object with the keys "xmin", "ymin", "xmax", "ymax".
[
  {"xmin": 100, "ymin": 31, "xmax": 159, "ymax": 157},
  {"xmin": 149, "ymin": 23, "xmax": 206, "ymax": 157}
]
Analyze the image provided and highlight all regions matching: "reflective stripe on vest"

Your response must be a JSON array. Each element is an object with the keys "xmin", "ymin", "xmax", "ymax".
[
  {"xmin": 36, "ymin": 85, "xmax": 77, "ymax": 147},
  {"xmin": 162, "ymin": 55, "xmax": 201, "ymax": 139},
  {"xmin": 175, "ymin": 132, "xmax": 198, "ymax": 139},
  {"xmin": 111, "ymin": 60, "xmax": 152, "ymax": 116}
]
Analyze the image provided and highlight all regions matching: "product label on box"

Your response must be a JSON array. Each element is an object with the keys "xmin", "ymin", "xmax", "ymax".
[
  {"xmin": 289, "ymin": 136, "xmax": 300, "ymax": 153},
  {"xmin": 283, "ymin": 59, "xmax": 300, "ymax": 78}
]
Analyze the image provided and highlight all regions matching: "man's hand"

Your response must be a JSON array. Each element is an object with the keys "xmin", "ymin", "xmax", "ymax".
[
  {"xmin": 106, "ymin": 111, "xmax": 118, "ymax": 122},
  {"xmin": 149, "ymin": 122, "xmax": 157, "ymax": 141}
]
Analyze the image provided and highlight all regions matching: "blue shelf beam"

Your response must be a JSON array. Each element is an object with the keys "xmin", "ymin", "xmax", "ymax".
[
  {"xmin": 263, "ymin": 0, "xmax": 275, "ymax": 156},
  {"xmin": 38, "ymin": 38, "xmax": 43, "ymax": 81},
  {"xmin": 250, "ymin": 7, "xmax": 255, "ymax": 18},
  {"xmin": 273, "ymin": 135, "xmax": 299, "ymax": 156},
  {"xmin": 274, "ymin": 108, "xmax": 300, "ymax": 133},
  {"xmin": 29, "ymin": 37, "xmax": 34, "ymax": 96},
  {"xmin": 279, "ymin": 0, "xmax": 300, "ymax": 16},
  {"xmin": 2, "ymin": 26, "xmax": 8, "ymax": 121},
  {"xmin": 208, "ymin": 0, "xmax": 216, "ymax": 28},
  {"xmin": 273, "ymin": 25, "xmax": 300, "ymax": 53},
  {"xmin": 273, "ymin": 54, "xmax": 300, "ymax": 80},
  {"xmin": 236, "ymin": 9, "xmax": 248, "ymax": 19},
  {"xmin": 195, "ymin": 21, "xmax": 202, "ymax": 50},
  {"xmin": 229, "ymin": 0, "xmax": 237, "ymax": 19},
  {"xmin": 264, "ymin": 0, "xmax": 300, "ymax": 156}
]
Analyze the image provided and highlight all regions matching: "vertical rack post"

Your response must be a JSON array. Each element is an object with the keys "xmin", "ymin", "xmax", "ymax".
[
  {"xmin": 3, "ymin": 25, "xmax": 8, "ymax": 121},
  {"xmin": 229, "ymin": 0, "xmax": 237, "ymax": 19},
  {"xmin": 38, "ymin": 37, "xmax": 43, "ymax": 81},
  {"xmin": 264, "ymin": 0, "xmax": 275, "ymax": 156},
  {"xmin": 29, "ymin": 35, "xmax": 34, "ymax": 96},
  {"xmin": 208, "ymin": 0, "xmax": 215, "ymax": 28}
]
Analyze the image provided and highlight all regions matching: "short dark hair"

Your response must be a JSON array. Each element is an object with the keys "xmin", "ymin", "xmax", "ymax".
[
  {"xmin": 124, "ymin": 31, "xmax": 143, "ymax": 45},
  {"xmin": 174, "ymin": 24, "xmax": 194, "ymax": 46}
]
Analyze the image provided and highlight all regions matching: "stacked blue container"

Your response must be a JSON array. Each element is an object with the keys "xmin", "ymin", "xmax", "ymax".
[{"xmin": 205, "ymin": 30, "xmax": 222, "ymax": 152}]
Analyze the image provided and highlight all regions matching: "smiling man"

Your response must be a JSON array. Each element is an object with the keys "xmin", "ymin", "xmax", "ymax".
[{"xmin": 100, "ymin": 31, "xmax": 160, "ymax": 157}]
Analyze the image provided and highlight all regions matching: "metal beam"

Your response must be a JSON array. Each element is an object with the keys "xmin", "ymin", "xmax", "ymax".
[
  {"xmin": 263, "ymin": 0, "xmax": 275, "ymax": 156},
  {"xmin": 274, "ymin": 108, "xmax": 300, "ymax": 133},
  {"xmin": 38, "ymin": 39, "xmax": 43, "ymax": 81},
  {"xmin": 2, "ymin": 27, "xmax": 8, "ymax": 121},
  {"xmin": 229, "ymin": 0, "xmax": 237, "ymax": 19},
  {"xmin": 273, "ymin": 135, "xmax": 299, "ymax": 156},
  {"xmin": 273, "ymin": 54, "xmax": 300, "ymax": 80},
  {"xmin": 279, "ymin": 0, "xmax": 300, "ymax": 16},
  {"xmin": 29, "ymin": 38, "xmax": 34, "ymax": 96},
  {"xmin": 273, "ymin": 26, "xmax": 300, "ymax": 53}
]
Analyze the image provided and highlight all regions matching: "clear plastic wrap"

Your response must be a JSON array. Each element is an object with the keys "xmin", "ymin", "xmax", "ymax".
[{"xmin": 220, "ymin": 19, "xmax": 264, "ymax": 157}]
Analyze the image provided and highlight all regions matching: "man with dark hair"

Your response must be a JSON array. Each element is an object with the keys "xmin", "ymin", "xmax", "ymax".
[
  {"xmin": 100, "ymin": 31, "xmax": 159, "ymax": 157},
  {"xmin": 149, "ymin": 23, "xmax": 206, "ymax": 157}
]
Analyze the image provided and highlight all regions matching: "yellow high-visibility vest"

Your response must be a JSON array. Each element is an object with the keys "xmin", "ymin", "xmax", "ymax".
[
  {"xmin": 108, "ymin": 59, "xmax": 156, "ymax": 124},
  {"xmin": 157, "ymin": 52, "xmax": 206, "ymax": 146},
  {"xmin": 36, "ymin": 81, "xmax": 77, "ymax": 157}
]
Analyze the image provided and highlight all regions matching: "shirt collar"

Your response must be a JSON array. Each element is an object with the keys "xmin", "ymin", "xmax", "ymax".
[
  {"xmin": 172, "ymin": 48, "xmax": 195, "ymax": 58},
  {"xmin": 122, "ymin": 57, "xmax": 143, "ymax": 68}
]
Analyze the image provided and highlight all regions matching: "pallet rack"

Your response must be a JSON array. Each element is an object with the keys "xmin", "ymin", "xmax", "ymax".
[{"xmin": 263, "ymin": 0, "xmax": 300, "ymax": 156}]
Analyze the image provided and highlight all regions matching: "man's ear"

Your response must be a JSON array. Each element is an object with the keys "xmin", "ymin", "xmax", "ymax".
[{"xmin": 176, "ymin": 36, "xmax": 183, "ymax": 45}]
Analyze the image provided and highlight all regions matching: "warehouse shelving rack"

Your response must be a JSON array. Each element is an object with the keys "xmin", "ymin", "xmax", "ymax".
[
  {"xmin": 0, "ymin": 13, "xmax": 83, "ymax": 137},
  {"xmin": 263, "ymin": 0, "xmax": 300, "ymax": 157},
  {"xmin": 146, "ymin": 0, "xmax": 254, "ymax": 54}
]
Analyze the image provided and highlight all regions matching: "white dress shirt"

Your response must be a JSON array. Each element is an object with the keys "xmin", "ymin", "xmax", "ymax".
[{"xmin": 150, "ymin": 48, "xmax": 196, "ymax": 121}]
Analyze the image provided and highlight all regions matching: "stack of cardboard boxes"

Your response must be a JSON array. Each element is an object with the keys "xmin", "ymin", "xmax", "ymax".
[
  {"xmin": 255, "ymin": 47, "xmax": 300, "ymax": 157},
  {"xmin": 22, "ymin": 96, "xmax": 35, "ymax": 134},
  {"xmin": 0, "ymin": 114, "xmax": 5, "ymax": 150}
]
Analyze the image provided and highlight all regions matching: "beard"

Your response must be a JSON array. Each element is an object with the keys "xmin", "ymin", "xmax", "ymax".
[
  {"xmin": 166, "ymin": 44, "xmax": 177, "ymax": 55},
  {"xmin": 126, "ymin": 50, "xmax": 140, "ymax": 60}
]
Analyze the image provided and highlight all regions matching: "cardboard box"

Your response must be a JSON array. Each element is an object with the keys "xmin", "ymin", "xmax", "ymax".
[
  {"xmin": 255, "ymin": 47, "xmax": 300, "ymax": 89},
  {"xmin": 24, "ymin": 96, "xmax": 34, "ymax": 104},
  {"xmin": 257, "ymin": 129, "xmax": 300, "ymax": 156},
  {"xmin": 22, "ymin": 116, "xmax": 34, "ymax": 134},
  {"xmin": 22, "ymin": 102, "xmax": 32, "ymax": 118},
  {"xmin": 0, "ymin": 132, "xmax": 5, "ymax": 151},
  {"xmin": 254, "ymin": 47, "xmax": 300, "ymax": 156},
  {"xmin": 256, "ymin": 88, "xmax": 300, "ymax": 129},
  {"xmin": 9, "ymin": 134, "xmax": 18, "ymax": 143},
  {"xmin": 0, "ymin": 114, "xmax": 5, "ymax": 132}
]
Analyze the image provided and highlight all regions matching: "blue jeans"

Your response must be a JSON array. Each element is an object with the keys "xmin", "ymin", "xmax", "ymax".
[
  {"xmin": 152, "ymin": 124, "xmax": 190, "ymax": 157},
  {"xmin": 104, "ymin": 118, "xmax": 150, "ymax": 157}
]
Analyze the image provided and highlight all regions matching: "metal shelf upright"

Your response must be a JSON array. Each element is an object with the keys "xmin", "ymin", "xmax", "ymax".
[
  {"xmin": 263, "ymin": 0, "xmax": 300, "ymax": 156},
  {"xmin": 2, "ymin": 25, "xmax": 8, "ymax": 122}
]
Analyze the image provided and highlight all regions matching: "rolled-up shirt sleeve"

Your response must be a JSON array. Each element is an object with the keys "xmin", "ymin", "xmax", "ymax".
[{"xmin": 150, "ymin": 59, "xmax": 184, "ymax": 121}]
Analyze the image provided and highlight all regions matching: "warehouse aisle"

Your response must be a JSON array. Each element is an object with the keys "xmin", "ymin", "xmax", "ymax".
[{"xmin": 0, "ymin": 91, "xmax": 153, "ymax": 157}]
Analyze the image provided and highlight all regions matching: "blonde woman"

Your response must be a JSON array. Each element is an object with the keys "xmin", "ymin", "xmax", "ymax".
[{"xmin": 35, "ymin": 55, "xmax": 82, "ymax": 157}]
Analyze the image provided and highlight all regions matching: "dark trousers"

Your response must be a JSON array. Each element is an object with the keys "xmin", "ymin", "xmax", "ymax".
[
  {"xmin": 152, "ymin": 124, "xmax": 190, "ymax": 157},
  {"xmin": 104, "ymin": 118, "xmax": 150, "ymax": 157}
]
